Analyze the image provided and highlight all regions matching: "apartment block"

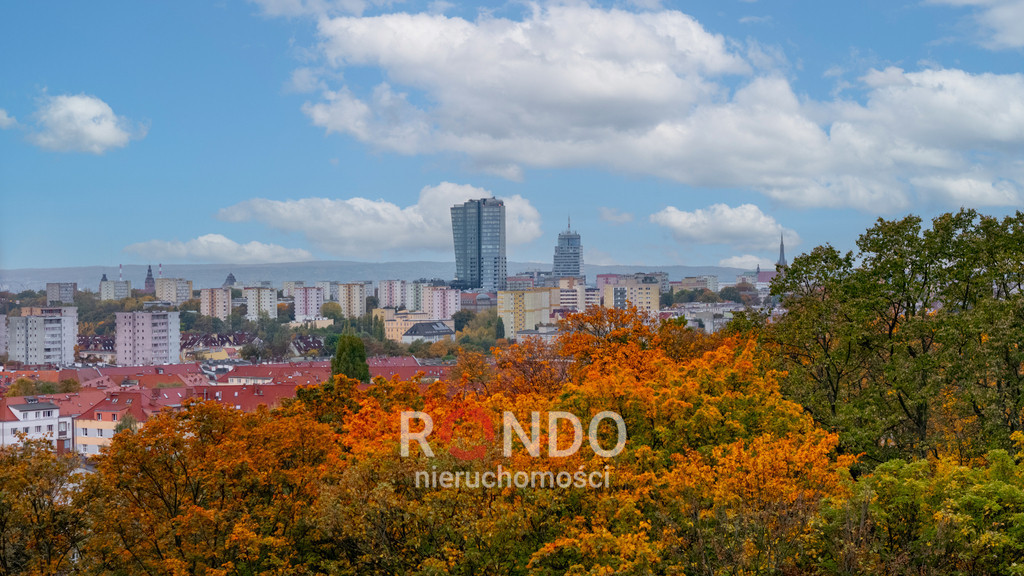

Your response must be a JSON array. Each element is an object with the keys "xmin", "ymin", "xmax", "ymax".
[
  {"xmin": 115, "ymin": 311, "xmax": 181, "ymax": 366},
  {"xmin": 602, "ymin": 277, "xmax": 659, "ymax": 315},
  {"xmin": 154, "ymin": 278, "xmax": 194, "ymax": 305},
  {"xmin": 378, "ymin": 279, "xmax": 406, "ymax": 309},
  {"xmin": 498, "ymin": 288, "xmax": 556, "ymax": 338},
  {"xmin": 558, "ymin": 277, "xmax": 600, "ymax": 312},
  {"xmin": 421, "ymin": 286, "xmax": 461, "ymax": 320},
  {"xmin": 243, "ymin": 287, "xmax": 278, "ymax": 321},
  {"xmin": 199, "ymin": 287, "xmax": 232, "ymax": 322},
  {"xmin": 293, "ymin": 286, "xmax": 325, "ymax": 322},
  {"xmin": 337, "ymin": 282, "xmax": 367, "ymax": 318},
  {"xmin": 0, "ymin": 314, "xmax": 6, "ymax": 357},
  {"xmin": 46, "ymin": 282, "xmax": 77, "ymax": 305},
  {"xmin": 282, "ymin": 281, "xmax": 304, "ymax": 298},
  {"xmin": 99, "ymin": 279, "xmax": 132, "ymax": 301},
  {"xmin": 7, "ymin": 307, "xmax": 78, "ymax": 366}
]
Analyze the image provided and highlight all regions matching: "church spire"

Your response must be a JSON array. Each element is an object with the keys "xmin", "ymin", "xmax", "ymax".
[{"xmin": 777, "ymin": 234, "xmax": 787, "ymax": 268}]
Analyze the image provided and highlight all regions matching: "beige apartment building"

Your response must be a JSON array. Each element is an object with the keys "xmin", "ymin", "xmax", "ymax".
[
  {"xmin": 155, "ymin": 278, "xmax": 193, "ymax": 305},
  {"xmin": 199, "ymin": 287, "xmax": 232, "ymax": 321},
  {"xmin": 497, "ymin": 288, "xmax": 558, "ymax": 337}
]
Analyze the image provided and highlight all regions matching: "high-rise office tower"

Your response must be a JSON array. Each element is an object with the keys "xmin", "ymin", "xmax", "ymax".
[
  {"xmin": 451, "ymin": 198, "xmax": 507, "ymax": 291},
  {"xmin": 553, "ymin": 218, "xmax": 583, "ymax": 280}
]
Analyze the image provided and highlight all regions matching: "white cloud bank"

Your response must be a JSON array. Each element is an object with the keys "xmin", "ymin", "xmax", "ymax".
[
  {"xmin": 285, "ymin": 5, "xmax": 1024, "ymax": 212},
  {"xmin": 30, "ymin": 94, "xmax": 145, "ymax": 154},
  {"xmin": 719, "ymin": 254, "xmax": 775, "ymax": 270},
  {"xmin": 125, "ymin": 234, "xmax": 312, "ymax": 264},
  {"xmin": 650, "ymin": 203, "xmax": 798, "ymax": 250},
  {"xmin": 929, "ymin": 0, "xmax": 1024, "ymax": 49},
  {"xmin": 216, "ymin": 182, "xmax": 543, "ymax": 258}
]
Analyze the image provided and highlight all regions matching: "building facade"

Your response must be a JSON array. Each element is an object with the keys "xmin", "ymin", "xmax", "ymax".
[
  {"xmin": 7, "ymin": 307, "xmax": 78, "ymax": 365},
  {"xmin": 293, "ymin": 286, "xmax": 325, "ymax": 322},
  {"xmin": 243, "ymin": 287, "xmax": 278, "ymax": 321},
  {"xmin": 498, "ymin": 288, "xmax": 556, "ymax": 337},
  {"xmin": 99, "ymin": 279, "xmax": 132, "ymax": 301},
  {"xmin": 602, "ymin": 277, "xmax": 659, "ymax": 315},
  {"xmin": 421, "ymin": 286, "xmax": 461, "ymax": 320},
  {"xmin": 154, "ymin": 278, "xmax": 194, "ymax": 306},
  {"xmin": 199, "ymin": 287, "xmax": 232, "ymax": 322},
  {"xmin": 378, "ymin": 279, "xmax": 406, "ymax": 309},
  {"xmin": 46, "ymin": 282, "xmax": 77, "ymax": 305},
  {"xmin": 337, "ymin": 282, "xmax": 367, "ymax": 318},
  {"xmin": 115, "ymin": 311, "xmax": 181, "ymax": 366},
  {"xmin": 282, "ymin": 281, "xmax": 305, "ymax": 298},
  {"xmin": 553, "ymin": 221, "xmax": 583, "ymax": 279},
  {"xmin": 0, "ymin": 314, "xmax": 6, "ymax": 357},
  {"xmin": 451, "ymin": 198, "xmax": 507, "ymax": 291}
]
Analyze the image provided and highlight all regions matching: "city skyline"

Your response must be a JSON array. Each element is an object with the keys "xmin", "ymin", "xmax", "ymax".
[{"xmin": 3, "ymin": 1, "xmax": 1024, "ymax": 272}]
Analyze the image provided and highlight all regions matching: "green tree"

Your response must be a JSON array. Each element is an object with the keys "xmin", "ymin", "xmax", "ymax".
[
  {"xmin": 332, "ymin": 334, "xmax": 370, "ymax": 381},
  {"xmin": 452, "ymin": 308, "xmax": 476, "ymax": 332}
]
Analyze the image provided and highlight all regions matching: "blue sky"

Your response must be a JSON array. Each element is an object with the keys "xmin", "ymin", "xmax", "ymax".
[{"xmin": 2, "ymin": 0, "xmax": 1023, "ymax": 271}]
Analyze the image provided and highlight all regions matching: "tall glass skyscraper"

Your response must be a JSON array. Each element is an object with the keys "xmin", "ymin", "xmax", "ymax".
[
  {"xmin": 451, "ymin": 198, "xmax": 507, "ymax": 291},
  {"xmin": 553, "ymin": 218, "xmax": 583, "ymax": 280}
]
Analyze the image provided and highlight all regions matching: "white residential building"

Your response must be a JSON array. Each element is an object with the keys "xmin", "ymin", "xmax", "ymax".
[
  {"xmin": 0, "ymin": 397, "xmax": 73, "ymax": 452},
  {"xmin": 99, "ymin": 279, "xmax": 132, "ymax": 301},
  {"xmin": 293, "ymin": 286, "xmax": 325, "ymax": 322},
  {"xmin": 7, "ymin": 307, "xmax": 78, "ymax": 365},
  {"xmin": 243, "ymin": 287, "xmax": 278, "ymax": 321},
  {"xmin": 314, "ymin": 281, "xmax": 338, "ymax": 302},
  {"xmin": 115, "ymin": 311, "xmax": 181, "ymax": 366},
  {"xmin": 378, "ymin": 279, "xmax": 406, "ymax": 309},
  {"xmin": 0, "ymin": 314, "xmax": 7, "ymax": 357},
  {"xmin": 199, "ymin": 287, "xmax": 232, "ymax": 322},
  {"xmin": 154, "ymin": 278, "xmax": 194, "ymax": 305},
  {"xmin": 282, "ymin": 281, "xmax": 305, "ymax": 298},
  {"xmin": 46, "ymin": 282, "xmax": 77, "ymax": 305},
  {"xmin": 405, "ymin": 282, "xmax": 425, "ymax": 312}
]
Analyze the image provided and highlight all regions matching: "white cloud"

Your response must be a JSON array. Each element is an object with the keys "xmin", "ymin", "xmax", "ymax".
[
  {"xmin": 284, "ymin": 6, "xmax": 1024, "ymax": 211},
  {"xmin": 719, "ymin": 254, "xmax": 774, "ymax": 269},
  {"xmin": 928, "ymin": 0, "xmax": 1024, "ymax": 49},
  {"xmin": 739, "ymin": 15, "xmax": 772, "ymax": 24},
  {"xmin": 599, "ymin": 207, "xmax": 634, "ymax": 223},
  {"xmin": 910, "ymin": 175, "xmax": 1022, "ymax": 205},
  {"xmin": 125, "ymin": 234, "xmax": 313, "ymax": 264},
  {"xmin": 0, "ymin": 109, "xmax": 16, "ymax": 129},
  {"xmin": 216, "ymin": 182, "xmax": 542, "ymax": 258},
  {"xmin": 650, "ymin": 203, "xmax": 798, "ymax": 250},
  {"xmin": 29, "ymin": 94, "xmax": 145, "ymax": 154},
  {"xmin": 286, "ymin": 67, "xmax": 326, "ymax": 93}
]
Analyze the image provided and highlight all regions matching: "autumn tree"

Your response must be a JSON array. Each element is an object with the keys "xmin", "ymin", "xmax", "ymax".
[
  {"xmin": 0, "ymin": 438, "xmax": 87, "ymax": 575},
  {"xmin": 81, "ymin": 400, "xmax": 344, "ymax": 574}
]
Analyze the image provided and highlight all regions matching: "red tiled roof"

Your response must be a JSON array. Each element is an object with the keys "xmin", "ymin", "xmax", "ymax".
[{"xmin": 191, "ymin": 385, "xmax": 299, "ymax": 412}]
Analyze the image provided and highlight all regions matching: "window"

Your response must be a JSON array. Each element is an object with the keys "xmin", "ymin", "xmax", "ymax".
[
  {"xmin": 35, "ymin": 426, "xmax": 41, "ymax": 433},
  {"xmin": 44, "ymin": 410, "xmax": 52, "ymax": 417},
  {"xmin": 82, "ymin": 428, "xmax": 88, "ymax": 436},
  {"xmin": 98, "ymin": 429, "xmax": 104, "ymax": 438},
  {"xmin": 111, "ymin": 414, "xmax": 118, "ymax": 422},
  {"xmin": 59, "ymin": 422, "xmax": 67, "ymax": 432},
  {"xmin": 47, "ymin": 425, "xmax": 53, "ymax": 432}
]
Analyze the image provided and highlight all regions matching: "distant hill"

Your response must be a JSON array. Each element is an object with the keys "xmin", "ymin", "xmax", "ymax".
[{"xmin": 0, "ymin": 261, "xmax": 748, "ymax": 292}]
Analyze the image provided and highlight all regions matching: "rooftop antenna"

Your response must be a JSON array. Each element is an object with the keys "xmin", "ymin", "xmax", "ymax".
[
  {"xmin": 159, "ymin": 263, "xmax": 163, "ymax": 278},
  {"xmin": 119, "ymin": 263, "xmax": 123, "ymax": 281}
]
